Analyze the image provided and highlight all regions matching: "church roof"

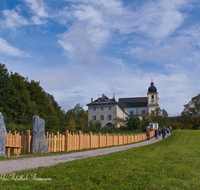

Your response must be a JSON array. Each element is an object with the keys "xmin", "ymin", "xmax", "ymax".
[
  {"xmin": 87, "ymin": 94, "xmax": 117, "ymax": 106},
  {"xmin": 118, "ymin": 97, "xmax": 148, "ymax": 108},
  {"xmin": 148, "ymin": 81, "xmax": 157, "ymax": 93}
]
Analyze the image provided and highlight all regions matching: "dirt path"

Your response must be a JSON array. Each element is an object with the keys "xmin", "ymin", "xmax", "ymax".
[{"xmin": 0, "ymin": 134, "xmax": 170, "ymax": 174}]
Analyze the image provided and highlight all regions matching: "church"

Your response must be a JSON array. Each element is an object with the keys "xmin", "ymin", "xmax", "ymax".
[{"xmin": 87, "ymin": 80, "xmax": 159, "ymax": 128}]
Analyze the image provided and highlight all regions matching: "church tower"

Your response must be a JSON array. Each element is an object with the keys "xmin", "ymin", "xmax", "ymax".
[{"xmin": 147, "ymin": 80, "xmax": 159, "ymax": 114}]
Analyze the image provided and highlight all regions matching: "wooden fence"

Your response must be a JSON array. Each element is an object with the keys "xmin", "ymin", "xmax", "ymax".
[
  {"xmin": 47, "ymin": 130, "xmax": 154, "ymax": 152},
  {"xmin": 5, "ymin": 130, "xmax": 154, "ymax": 155}
]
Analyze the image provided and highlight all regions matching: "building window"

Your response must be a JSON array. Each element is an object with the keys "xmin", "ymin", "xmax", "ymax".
[
  {"xmin": 101, "ymin": 106, "xmax": 104, "ymax": 110},
  {"xmin": 152, "ymin": 95, "xmax": 154, "ymax": 99},
  {"xmin": 98, "ymin": 98, "xmax": 101, "ymax": 102},
  {"xmin": 93, "ymin": 106, "xmax": 96, "ymax": 111},
  {"xmin": 130, "ymin": 111, "xmax": 134, "ymax": 115},
  {"xmin": 104, "ymin": 98, "xmax": 108, "ymax": 102},
  {"xmin": 108, "ymin": 106, "xmax": 111, "ymax": 110},
  {"xmin": 142, "ymin": 110, "xmax": 145, "ymax": 115},
  {"xmin": 108, "ymin": 115, "xmax": 111, "ymax": 120},
  {"xmin": 100, "ymin": 115, "xmax": 104, "ymax": 121},
  {"xmin": 93, "ymin": 116, "xmax": 96, "ymax": 121}
]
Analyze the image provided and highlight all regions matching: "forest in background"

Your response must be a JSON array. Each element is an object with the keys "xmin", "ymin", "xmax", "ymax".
[{"xmin": 0, "ymin": 63, "xmax": 199, "ymax": 134}]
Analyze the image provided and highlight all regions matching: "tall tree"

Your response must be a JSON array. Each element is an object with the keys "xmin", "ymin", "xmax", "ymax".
[{"xmin": 181, "ymin": 94, "xmax": 200, "ymax": 129}]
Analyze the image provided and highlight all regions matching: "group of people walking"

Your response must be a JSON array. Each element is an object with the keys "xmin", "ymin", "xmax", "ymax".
[{"xmin": 146, "ymin": 125, "xmax": 172, "ymax": 140}]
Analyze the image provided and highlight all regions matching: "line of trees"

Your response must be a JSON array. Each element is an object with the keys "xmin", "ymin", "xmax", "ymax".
[{"xmin": 0, "ymin": 63, "xmax": 88, "ymax": 134}]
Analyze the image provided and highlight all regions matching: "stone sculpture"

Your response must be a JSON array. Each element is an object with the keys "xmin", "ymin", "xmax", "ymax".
[
  {"xmin": 30, "ymin": 115, "xmax": 49, "ymax": 153},
  {"xmin": 0, "ymin": 112, "xmax": 7, "ymax": 157}
]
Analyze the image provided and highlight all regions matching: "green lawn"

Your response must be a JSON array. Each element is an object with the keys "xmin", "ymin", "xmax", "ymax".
[{"xmin": 1, "ymin": 130, "xmax": 200, "ymax": 189}]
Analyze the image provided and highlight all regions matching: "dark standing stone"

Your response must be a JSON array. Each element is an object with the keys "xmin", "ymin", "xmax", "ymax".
[
  {"xmin": 0, "ymin": 112, "xmax": 6, "ymax": 157},
  {"xmin": 30, "ymin": 115, "xmax": 49, "ymax": 153}
]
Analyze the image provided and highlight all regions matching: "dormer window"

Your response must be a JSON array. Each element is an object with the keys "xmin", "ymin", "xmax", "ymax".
[
  {"xmin": 98, "ymin": 98, "xmax": 101, "ymax": 102},
  {"xmin": 104, "ymin": 98, "xmax": 108, "ymax": 102}
]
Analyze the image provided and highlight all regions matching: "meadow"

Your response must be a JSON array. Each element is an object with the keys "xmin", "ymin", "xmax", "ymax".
[{"xmin": 1, "ymin": 130, "xmax": 200, "ymax": 189}]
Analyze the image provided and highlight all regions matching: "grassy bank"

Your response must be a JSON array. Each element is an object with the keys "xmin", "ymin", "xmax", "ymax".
[{"xmin": 2, "ymin": 131, "xmax": 200, "ymax": 189}]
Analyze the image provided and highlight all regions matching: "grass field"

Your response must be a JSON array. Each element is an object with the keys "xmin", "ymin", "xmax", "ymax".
[{"xmin": 1, "ymin": 130, "xmax": 200, "ymax": 189}]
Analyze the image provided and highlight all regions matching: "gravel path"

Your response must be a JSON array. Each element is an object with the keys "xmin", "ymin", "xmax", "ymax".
[{"xmin": 0, "ymin": 134, "xmax": 170, "ymax": 174}]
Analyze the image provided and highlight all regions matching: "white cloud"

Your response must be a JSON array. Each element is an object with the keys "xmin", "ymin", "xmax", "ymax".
[
  {"xmin": 23, "ymin": 0, "xmax": 48, "ymax": 25},
  {"xmin": 57, "ymin": 0, "xmax": 191, "ymax": 66},
  {"xmin": 24, "ymin": 0, "xmax": 48, "ymax": 17},
  {"xmin": 0, "ymin": 38, "xmax": 28, "ymax": 57},
  {"xmin": 0, "ymin": 9, "xmax": 29, "ymax": 29},
  {"xmin": 184, "ymin": 23, "xmax": 200, "ymax": 46},
  {"xmin": 144, "ymin": 36, "xmax": 193, "ymax": 62},
  {"xmin": 58, "ymin": 23, "xmax": 101, "ymax": 65},
  {"xmin": 52, "ymin": 6, "xmax": 72, "ymax": 25}
]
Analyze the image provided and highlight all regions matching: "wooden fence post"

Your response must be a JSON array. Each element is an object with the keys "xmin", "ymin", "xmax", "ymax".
[
  {"xmin": 106, "ymin": 133, "xmax": 108, "ymax": 147},
  {"xmin": 99, "ymin": 132, "xmax": 101, "ymax": 147},
  {"xmin": 118, "ymin": 133, "xmax": 120, "ymax": 145},
  {"xmin": 26, "ymin": 130, "xmax": 30, "ymax": 154},
  {"xmin": 90, "ymin": 131, "xmax": 92, "ymax": 148},
  {"xmin": 112, "ymin": 133, "xmax": 114, "ymax": 146},
  {"xmin": 57, "ymin": 131, "xmax": 59, "ymax": 152},
  {"xmin": 46, "ymin": 132, "xmax": 49, "ymax": 151},
  {"xmin": 65, "ymin": 130, "xmax": 69, "ymax": 152},
  {"xmin": 51, "ymin": 133, "xmax": 54, "ymax": 152},
  {"xmin": 123, "ymin": 134, "xmax": 124, "ymax": 144},
  {"xmin": 79, "ymin": 131, "xmax": 81, "ymax": 150}
]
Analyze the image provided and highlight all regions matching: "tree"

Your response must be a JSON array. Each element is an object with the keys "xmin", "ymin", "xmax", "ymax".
[
  {"xmin": 94, "ymin": 120, "xmax": 101, "ymax": 131},
  {"xmin": 65, "ymin": 104, "xmax": 88, "ymax": 132},
  {"xmin": 181, "ymin": 94, "xmax": 200, "ymax": 129},
  {"xmin": 126, "ymin": 116, "xmax": 141, "ymax": 130},
  {"xmin": 89, "ymin": 120, "xmax": 95, "ymax": 132}
]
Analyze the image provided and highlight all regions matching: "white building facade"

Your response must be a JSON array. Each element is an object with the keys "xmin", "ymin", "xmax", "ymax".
[{"xmin": 87, "ymin": 94, "xmax": 128, "ymax": 128}]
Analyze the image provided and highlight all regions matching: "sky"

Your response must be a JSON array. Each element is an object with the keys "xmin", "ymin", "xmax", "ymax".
[{"xmin": 0, "ymin": 0, "xmax": 200, "ymax": 116}]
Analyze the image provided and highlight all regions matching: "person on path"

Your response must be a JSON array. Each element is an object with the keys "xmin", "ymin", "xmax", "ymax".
[
  {"xmin": 146, "ymin": 128, "xmax": 150, "ymax": 141},
  {"xmin": 167, "ymin": 127, "xmax": 169, "ymax": 136},
  {"xmin": 159, "ymin": 128, "xmax": 161, "ymax": 137},
  {"xmin": 169, "ymin": 125, "xmax": 172, "ymax": 134},
  {"xmin": 155, "ymin": 130, "xmax": 158, "ymax": 139},
  {"xmin": 162, "ymin": 126, "xmax": 166, "ymax": 139}
]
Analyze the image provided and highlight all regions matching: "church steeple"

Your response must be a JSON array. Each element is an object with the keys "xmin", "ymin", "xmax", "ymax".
[
  {"xmin": 147, "ymin": 80, "xmax": 159, "ymax": 114},
  {"xmin": 148, "ymin": 80, "xmax": 157, "ymax": 93}
]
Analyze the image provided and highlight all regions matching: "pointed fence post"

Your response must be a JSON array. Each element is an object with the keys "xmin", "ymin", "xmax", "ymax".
[
  {"xmin": 90, "ymin": 131, "xmax": 92, "ymax": 148},
  {"xmin": 106, "ymin": 133, "xmax": 108, "ymax": 147},
  {"xmin": 79, "ymin": 131, "xmax": 81, "ymax": 150},
  {"xmin": 46, "ymin": 132, "xmax": 49, "ymax": 151},
  {"xmin": 65, "ymin": 130, "xmax": 69, "ymax": 152},
  {"xmin": 99, "ymin": 132, "xmax": 101, "ymax": 147},
  {"xmin": 26, "ymin": 130, "xmax": 30, "ymax": 154},
  {"xmin": 51, "ymin": 133, "xmax": 54, "ymax": 152}
]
